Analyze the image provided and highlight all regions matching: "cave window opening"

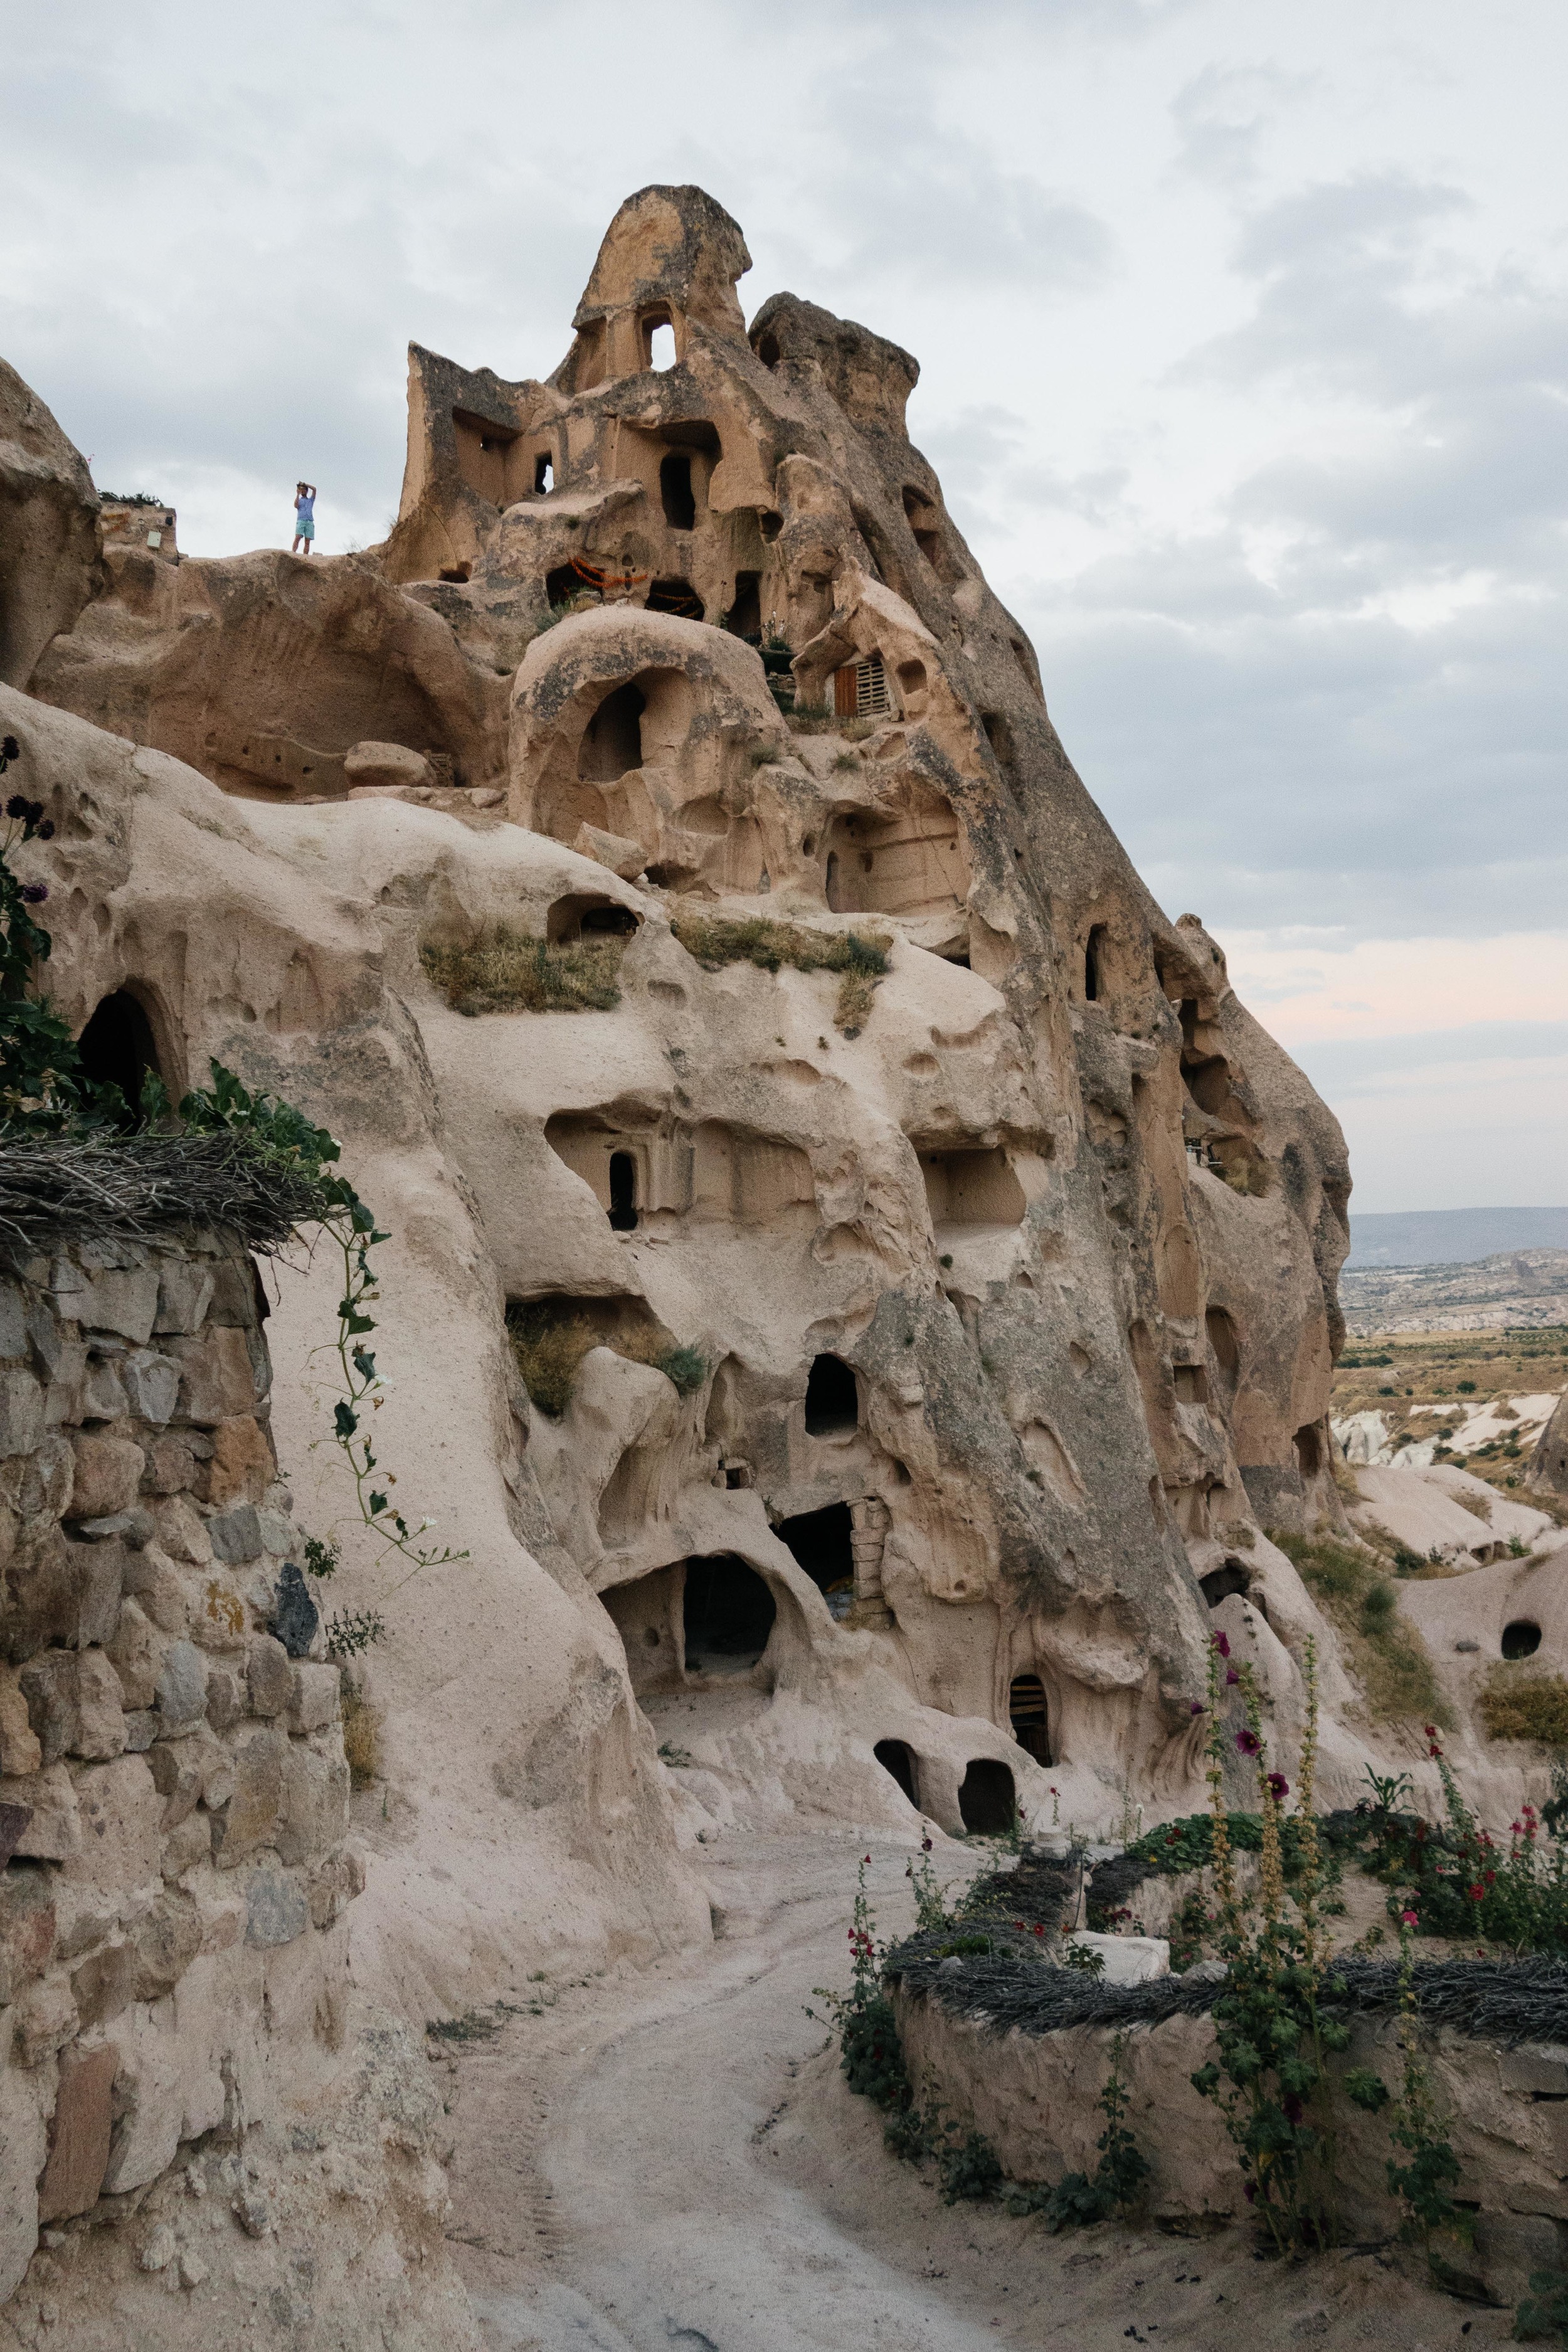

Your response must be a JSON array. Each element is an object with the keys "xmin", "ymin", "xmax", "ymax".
[
  {"xmin": 1173, "ymin": 1364, "xmax": 1209, "ymax": 1405},
  {"xmin": 756, "ymin": 331, "xmax": 781, "ymax": 369},
  {"xmin": 580, "ymin": 904, "xmax": 638, "ymax": 938},
  {"xmin": 777, "ymin": 1502, "xmax": 855, "ymax": 1620},
  {"xmin": 834, "ymin": 652, "xmax": 891, "ymax": 720},
  {"xmin": 546, "ymin": 563, "xmax": 585, "ymax": 608},
  {"xmin": 1293, "ymin": 1424, "xmax": 1322, "ymax": 1481},
  {"xmin": 1206, "ymin": 1307, "xmax": 1240, "ymax": 1387},
  {"xmin": 77, "ymin": 990, "xmax": 161, "ymax": 1128},
  {"xmin": 608, "ymin": 1152, "xmax": 639, "ymax": 1232},
  {"xmin": 758, "ymin": 511, "xmax": 783, "ymax": 543},
  {"xmin": 660, "ymin": 452, "xmax": 696, "ymax": 531},
  {"xmin": 647, "ymin": 576, "xmax": 705, "ymax": 620},
  {"xmin": 1502, "ymin": 1621, "xmax": 1542, "ymax": 1660},
  {"xmin": 805, "ymin": 1353, "xmax": 859, "ymax": 1437},
  {"xmin": 1084, "ymin": 924, "xmax": 1107, "ymax": 1003},
  {"xmin": 578, "ymin": 681, "xmax": 645, "ymax": 783},
  {"xmin": 682, "ymin": 1554, "xmax": 776, "ymax": 1667},
  {"xmin": 1008, "ymin": 1674, "xmax": 1051, "ymax": 1764},
  {"xmin": 874, "ymin": 1739, "xmax": 918, "ymax": 1803},
  {"xmin": 438, "ymin": 562, "xmax": 471, "ymax": 584},
  {"xmin": 534, "ymin": 453, "xmax": 554, "ymax": 494},
  {"xmin": 1200, "ymin": 1561, "xmax": 1251, "ymax": 1608},
  {"xmin": 645, "ymin": 314, "xmax": 677, "ymax": 372},
  {"xmin": 958, "ymin": 1758, "xmax": 1015, "ymax": 1835},
  {"xmin": 727, "ymin": 572, "xmax": 762, "ymax": 639}
]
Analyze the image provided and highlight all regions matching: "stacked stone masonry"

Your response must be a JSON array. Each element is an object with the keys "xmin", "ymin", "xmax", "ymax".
[{"xmin": 0, "ymin": 1229, "xmax": 361, "ymax": 2302}]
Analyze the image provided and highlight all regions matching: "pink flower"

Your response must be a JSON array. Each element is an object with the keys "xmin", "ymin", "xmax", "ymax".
[
  {"xmin": 1401, "ymin": 1909, "xmax": 1419, "ymax": 1926},
  {"xmin": 1235, "ymin": 1728, "xmax": 1261, "ymax": 1757},
  {"xmin": 1266, "ymin": 1773, "xmax": 1290, "ymax": 1801}
]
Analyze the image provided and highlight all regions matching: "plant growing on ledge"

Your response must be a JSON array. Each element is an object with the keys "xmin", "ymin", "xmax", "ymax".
[{"xmin": 0, "ymin": 736, "xmax": 464, "ymax": 1641}]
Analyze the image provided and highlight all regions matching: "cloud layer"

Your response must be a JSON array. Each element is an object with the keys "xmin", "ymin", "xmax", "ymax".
[{"xmin": 3, "ymin": 0, "xmax": 1563, "ymax": 1205}]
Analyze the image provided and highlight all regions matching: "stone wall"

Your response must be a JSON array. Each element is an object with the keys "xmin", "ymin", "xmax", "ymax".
[
  {"xmin": 0, "ymin": 1226, "xmax": 474, "ymax": 2346},
  {"xmin": 893, "ymin": 1980, "xmax": 1568, "ymax": 2302}
]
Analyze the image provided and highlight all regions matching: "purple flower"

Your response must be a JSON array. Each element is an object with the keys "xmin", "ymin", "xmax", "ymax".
[
  {"xmin": 1235, "ymin": 1727, "xmax": 1261, "ymax": 1757},
  {"xmin": 1266, "ymin": 1773, "xmax": 1290, "ymax": 1801},
  {"xmin": 4, "ymin": 795, "xmax": 26, "ymax": 820},
  {"xmin": 1212, "ymin": 1630, "xmax": 1231, "ymax": 1659},
  {"xmin": 36, "ymin": 820, "xmax": 53, "ymax": 840},
  {"xmin": 19, "ymin": 883, "xmax": 46, "ymax": 904},
  {"xmin": 1225, "ymin": 1666, "xmax": 1239, "ymax": 1686},
  {"xmin": 1189, "ymin": 1700, "xmax": 1205, "ymax": 1716}
]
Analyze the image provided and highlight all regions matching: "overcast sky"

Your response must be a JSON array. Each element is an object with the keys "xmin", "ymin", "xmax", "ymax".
[{"xmin": 5, "ymin": 0, "xmax": 1565, "ymax": 1213}]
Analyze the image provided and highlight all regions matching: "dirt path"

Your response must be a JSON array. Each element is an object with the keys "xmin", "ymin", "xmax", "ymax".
[{"xmin": 437, "ymin": 1830, "xmax": 1510, "ymax": 2352}]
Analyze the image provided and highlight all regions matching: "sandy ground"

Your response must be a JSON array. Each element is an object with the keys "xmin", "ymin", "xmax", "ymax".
[{"xmin": 436, "ymin": 1831, "xmax": 1514, "ymax": 2352}]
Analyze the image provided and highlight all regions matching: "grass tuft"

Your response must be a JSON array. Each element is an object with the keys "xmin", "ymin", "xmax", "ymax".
[
  {"xmin": 1479, "ymin": 1667, "xmax": 1568, "ymax": 1745},
  {"xmin": 669, "ymin": 914, "xmax": 891, "ymax": 1037},
  {"xmin": 339, "ymin": 1678, "xmax": 381, "ymax": 1789},
  {"xmin": 507, "ymin": 1301, "xmax": 707, "ymax": 1417},
  {"xmin": 421, "ymin": 927, "xmax": 625, "ymax": 1015},
  {"xmin": 1273, "ymin": 1530, "xmax": 1451, "ymax": 1725}
]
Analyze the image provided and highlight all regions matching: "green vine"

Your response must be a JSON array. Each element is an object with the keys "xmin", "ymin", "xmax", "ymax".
[{"xmin": 0, "ymin": 736, "xmax": 464, "ymax": 1641}]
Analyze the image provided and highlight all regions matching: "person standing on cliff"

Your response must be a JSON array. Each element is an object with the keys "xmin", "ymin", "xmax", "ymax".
[{"xmin": 291, "ymin": 480, "xmax": 317, "ymax": 555}]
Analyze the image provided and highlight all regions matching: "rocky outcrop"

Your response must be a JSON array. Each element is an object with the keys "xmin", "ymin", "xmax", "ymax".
[
  {"xmin": 3, "ymin": 183, "xmax": 1370, "ymax": 1980},
  {"xmin": 1530, "ymin": 1387, "xmax": 1568, "ymax": 1500},
  {"xmin": 0, "ymin": 360, "xmax": 100, "ymax": 692}
]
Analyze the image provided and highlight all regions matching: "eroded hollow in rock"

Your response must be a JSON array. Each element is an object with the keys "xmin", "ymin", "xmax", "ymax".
[
  {"xmin": 1008, "ymin": 1674, "xmax": 1051, "ymax": 1764},
  {"xmin": 1502, "ymin": 1620, "xmax": 1542, "ymax": 1661},
  {"xmin": 776, "ymin": 1502, "xmax": 854, "ymax": 1618},
  {"xmin": 682, "ymin": 1555, "xmax": 776, "ymax": 1668},
  {"xmin": 1199, "ymin": 1560, "xmax": 1251, "ymax": 1608},
  {"xmin": 660, "ymin": 452, "xmax": 696, "ymax": 531},
  {"xmin": 76, "ymin": 988, "xmax": 162, "ymax": 1125},
  {"xmin": 805, "ymin": 1353, "xmax": 858, "ymax": 1436},
  {"xmin": 578, "ymin": 682, "xmax": 645, "ymax": 783},
  {"xmin": 874, "ymin": 1739, "xmax": 918, "ymax": 1804},
  {"xmin": 608, "ymin": 1151, "xmax": 638, "ymax": 1232},
  {"xmin": 958, "ymin": 1757, "xmax": 1015, "ymax": 1833},
  {"xmin": 918, "ymin": 1146, "xmax": 1026, "ymax": 1232}
]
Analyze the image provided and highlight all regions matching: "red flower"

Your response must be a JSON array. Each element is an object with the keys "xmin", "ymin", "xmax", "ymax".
[
  {"xmin": 1401, "ymin": 1909, "xmax": 1419, "ymax": 1926},
  {"xmin": 1466, "ymin": 1884, "xmax": 1485, "ymax": 1902},
  {"xmin": 1235, "ymin": 1728, "xmax": 1261, "ymax": 1757}
]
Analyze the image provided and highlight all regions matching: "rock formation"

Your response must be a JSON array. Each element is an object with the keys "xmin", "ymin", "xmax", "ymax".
[{"xmin": 0, "ymin": 179, "xmax": 1458, "ymax": 2336}]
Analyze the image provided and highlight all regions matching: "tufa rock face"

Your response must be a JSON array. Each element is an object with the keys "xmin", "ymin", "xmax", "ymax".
[
  {"xmin": 0, "ymin": 359, "xmax": 101, "ymax": 691},
  {"xmin": 5, "ymin": 187, "xmax": 1364, "ymax": 1947}
]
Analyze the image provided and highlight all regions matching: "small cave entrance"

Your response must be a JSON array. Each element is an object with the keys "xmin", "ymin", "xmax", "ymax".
[
  {"xmin": 546, "ymin": 563, "xmax": 587, "ymax": 608},
  {"xmin": 76, "ymin": 990, "xmax": 162, "ymax": 1126},
  {"xmin": 958, "ymin": 1759, "xmax": 1015, "ymax": 1835},
  {"xmin": 645, "ymin": 314, "xmax": 677, "ymax": 373},
  {"xmin": 1502, "ymin": 1620, "xmax": 1543, "ymax": 1661},
  {"xmin": 608, "ymin": 1152, "xmax": 639, "ymax": 1232},
  {"xmin": 756, "ymin": 331, "xmax": 781, "ymax": 370},
  {"xmin": 805, "ymin": 1353, "xmax": 859, "ymax": 1437},
  {"xmin": 1084, "ymin": 924, "xmax": 1107, "ymax": 1004},
  {"xmin": 647, "ymin": 577, "xmax": 704, "ymax": 620},
  {"xmin": 1007, "ymin": 1674, "xmax": 1051, "ymax": 1764},
  {"xmin": 534, "ymin": 452, "xmax": 554, "ymax": 494},
  {"xmin": 1293, "ymin": 1424, "xmax": 1322, "ymax": 1481},
  {"xmin": 726, "ymin": 571, "xmax": 762, "ymax": 638},
  {"xmin": 777, "ymin": 1502, "xmax": 855, "ymax": 1620},
  {"xmin": 578, "ymin": 682, "xmax": 645, "ymax": 783},
  {"xmin": 682, "ymin": 1555, "xmax": 776, "ymax": 1670},
  {"xmin": 874, "ymin": 1739, "xmax": 918, "ymax": 1804},
  {"xmin": 1199, "ymin": 1560, "xmax": 1251, "ymax": 1608},
  {"xmin": 660, "ymin": 453, "xmax": 697, "ymax": 531},
  {"xmin": 1206, "ymin": 1307, "xmax": 1240, "ymax": 1392},
  {"xmin": 546, "ymin": 893, "xmax": 640, "ymax": 944}
]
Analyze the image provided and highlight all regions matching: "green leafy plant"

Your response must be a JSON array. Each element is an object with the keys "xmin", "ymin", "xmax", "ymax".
[
  {"xmin": 1004, "ymin": 2038, "xmax": 1149, "ymax": 2227},
  {"xmin": 1385, "ymin": 1913, "xmax": 1465, "ymax": 2250},
  {"xmin": 1189, "ymin": 1630, "xmax": 1348, "ymax": 2253}
]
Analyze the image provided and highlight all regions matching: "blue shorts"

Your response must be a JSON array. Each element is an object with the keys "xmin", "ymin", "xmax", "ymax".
[{"xmin": 295, "ymin": 515, "xmax": 314, "ymax": 539}]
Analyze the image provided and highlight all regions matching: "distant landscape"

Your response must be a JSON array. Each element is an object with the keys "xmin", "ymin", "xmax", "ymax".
[{"xmin": 1347, "ymin": 1205, "xmax": 1568, "ymax": 1268}]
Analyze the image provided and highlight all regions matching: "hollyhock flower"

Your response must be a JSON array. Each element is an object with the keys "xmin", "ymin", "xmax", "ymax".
[
  {"xmin": 36, "ymin": 820, "xmax": 53, "ymax": 840},
  {"xmin": 1466, "ymin": 1884, "xmax": 1485, "ymax": 1902},
  {"xmin": 1401, "ymin": 1910, "xmax": 1419, "ymax": 1926},
  {"xmin": 1266, "ymin": 1774, "xmax": 1290, "ymax": 1801},
  {"xmin": 1235, "ymin": 1728, "xmax": 1261, "ymax": 1757},
  {"xmin": 1212, "ymin": 1631, "xmax": 1231, "ymax": 1658},
  {"xmin": 1189, "ymin": 1701, "xmax": 1204, "ymax": 1716},
  {"xmin": 19, "ymin": 883, "xmax": 46, "ymax": 904},
  {"xmin": 1226, "ymin": 1667, "xmax": 1239, "ymax": 1686},
  {"xmin": 5, "ymin": 795, "xmax": 26, "ymax": 818}
]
